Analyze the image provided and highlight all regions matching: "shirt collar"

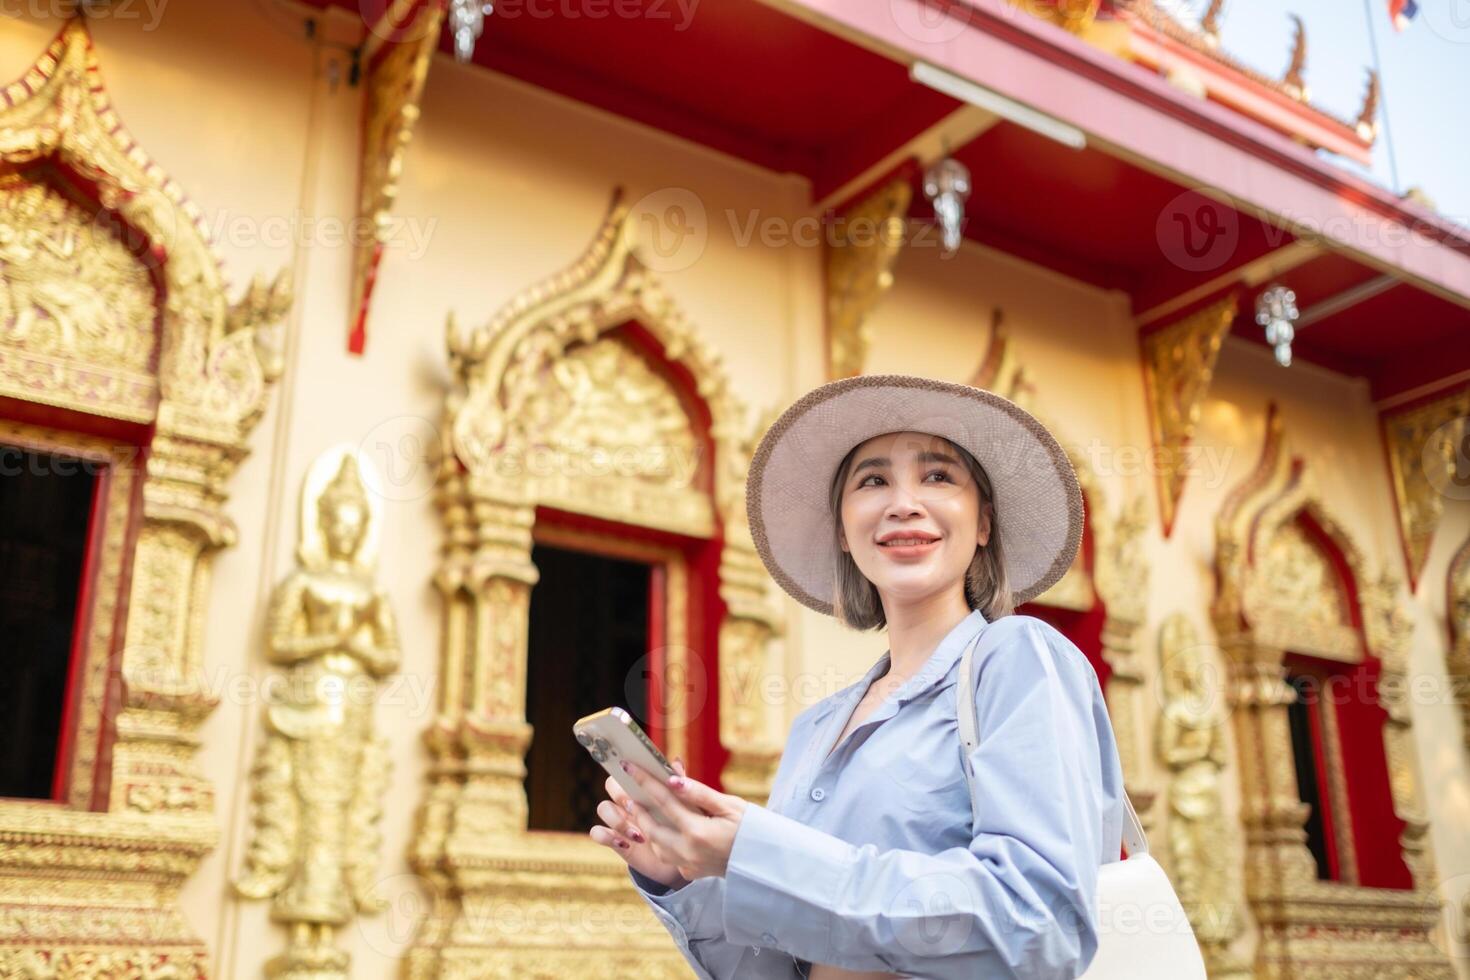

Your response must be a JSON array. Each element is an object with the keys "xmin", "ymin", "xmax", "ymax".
[
  {"xmin": 884, "ymin": 607, "xmax": 989, "ymax": 704},
  {"xmin": 815, "ymin": 607, "xmax": 989, "ymax": 720}
]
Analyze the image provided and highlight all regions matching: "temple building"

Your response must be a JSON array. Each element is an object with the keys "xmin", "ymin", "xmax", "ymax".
[{"xmin": 1, "ymin": 0, "xmax": 1468, "ymax": 976}]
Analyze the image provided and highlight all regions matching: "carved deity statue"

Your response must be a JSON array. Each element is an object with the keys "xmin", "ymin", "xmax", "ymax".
[
  {"xmin": 1450, "ymin": 540, "xmax": 1470, "ymax": 753},
  {"xmin": 1156, "ymin": 614, "xmax": 1247, "ymax": 975},
  {"xmin": 236, "ymin": 447, "xmax": 401, "ymax": 979}
]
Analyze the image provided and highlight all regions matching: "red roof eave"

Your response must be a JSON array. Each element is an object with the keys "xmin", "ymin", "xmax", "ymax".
[{"xmin": 766, "ymin": 0, "xmax": 1470, "ymax": 308}]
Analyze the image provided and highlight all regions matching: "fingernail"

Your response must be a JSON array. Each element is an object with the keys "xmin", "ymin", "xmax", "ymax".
[
  {"xmin": 617, "ymin": 840, "xmax": 630, "ymax": 849},
  {"xmin": 669, "ymin": 775, "xmax": 685, "ymax": 791},
  {"xmin": 629, "ymin": 829, "xmax": 644, "ymax": 843},
  {"xmin": 620, "ymin": 761, "xmax": 631, "ymax": 774},
  {"xmin": 624, "ymin": 799, "xmax": 635, "ymax": 814}
]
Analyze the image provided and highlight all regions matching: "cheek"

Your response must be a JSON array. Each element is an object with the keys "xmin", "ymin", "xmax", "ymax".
[
  {"xmin": 935, "ymin": 495, "xmax": 977, "ymax": 536},
  {"xmin": 840, "ymin": 497, "xmax": 875, "ymax": 535}
]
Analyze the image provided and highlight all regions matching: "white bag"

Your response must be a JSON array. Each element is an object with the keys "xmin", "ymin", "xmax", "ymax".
[{"xmin": 957, "ymin": 630, "xmax": 1207, "ymax": 979}]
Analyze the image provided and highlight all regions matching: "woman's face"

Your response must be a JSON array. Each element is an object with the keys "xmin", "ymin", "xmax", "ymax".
[{"xmin": 838, "ymin": 431, "xmax": 991, "ymax": 606}]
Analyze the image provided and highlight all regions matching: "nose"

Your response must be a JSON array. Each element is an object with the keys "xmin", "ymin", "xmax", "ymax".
[{"xmin": 884, "ymin": 479, "xmax": 925, "ymax": 520}]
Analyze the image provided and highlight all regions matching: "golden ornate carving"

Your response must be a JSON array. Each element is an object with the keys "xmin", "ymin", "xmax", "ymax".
[
  {"xmin": 1359, "ymin": 569, "xmax": 1438, "ymax": 891},
  {"xmin": 969, "ymin": 308, "xmax": 1035, "ymax": 405},
  {"xmin": 1201, "ymin": 0, "xmax": 1225, "ymax": 40},
  {"xmin": 1090, "ymin": 491, "xmax": 1159, "ymax": 833},
  {"xmin": 1056, "ymin": 0, "xmax": 1102, "ymax": 32},
  {"xmin": 1356, "ymin": 69, "xmax": 1381, "ymax": 141},
  {"xmin": 1120, "ymin": 0, "xmax": 1371, "ymax": 139},
  {"xmin": 717, "ymin": 403, "xmax": 785, "ymax": 802},
  {"xmin": 1156, "ymin": 614, "xmax": 1249, "ymax": 978},
  {"xmin": 349, "ymin": 0, "xmax": 446, "ymax": 354},
  {"xmin": 498, "ymin": 334, "xmax": 708, "ymax": 535},
  {"xmin": 1381, "ymin": 386, "xmax": 1470, "ymax": 590},
  {"xmin": 1140, "ymin": 293, "xmax": 1237, "ymax": 536},
  {"xmin": 1283, "ymin": 14, "xmax": 1309, "ymax": 100},
  {"xmin": 1004, "ymin": 0, "xmax": 1101, "ymax": 33},
  {"xmin": 1311, "ymin": 667, "xmax": 1360, "ymax": 885},
  {"xmin": 412, "ymin": 190, "xmax": 784, "ymax": 976},
  {"xmin": 0, "ymin": 421, "xmax": 139, "ymax": 811},
  {"xmin": 235, "ymin": 447, "xmax": 399, "ymax": 979},
  {"xmin": 970, "ymin": 307, "xmax": 1097, "ymax": 611},
  {"xmin": 0, "ymin": 21, "xmax": 290, "ymax": 974},
  {"xmin": 1449, "ymin": 535, "xmax": 1470, "ymax": 753},
  {"xmin": 825, "ymin": 175, "xmax": 911, "ymax": 380},
  {"xmin": 969, "ymin": 308, "xmax": 1160, "ymax": 829},
  {"xmin": 1213, "ymin": 404, "xmax": 1453, "ymax": 977},
  {"xmin": 1249, "ymin": 519, "xmax": 1360, "ymax": 661},
  {"xmin": 0, "ymin": 174, "xmax": 158, "ymax": 395}
]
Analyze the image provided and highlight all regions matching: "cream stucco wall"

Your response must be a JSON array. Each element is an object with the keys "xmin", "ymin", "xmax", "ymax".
[
  {"xmin": 2, "ymin": 1, "xmax": 825, "ymax": 975},
  {"xmin": 1, "ymin": 0, "xmax": 1467, "ymax": 976}
]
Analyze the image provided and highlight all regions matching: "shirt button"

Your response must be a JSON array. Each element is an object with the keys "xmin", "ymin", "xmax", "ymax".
[{"xmin": 810, "ymin": 787, "xmax": 826, "ymax": 801}]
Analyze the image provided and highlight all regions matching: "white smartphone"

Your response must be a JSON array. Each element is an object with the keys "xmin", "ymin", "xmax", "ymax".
[{"xmin": 573, "ymin": 707, "xmax": 679, "ymax": 828}]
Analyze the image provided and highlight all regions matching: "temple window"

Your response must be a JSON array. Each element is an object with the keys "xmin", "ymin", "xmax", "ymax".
[
  {"xmin": 525, "ymin": 540, "xmax": 655, "ymax": 833},
  {"xmin": 1282, "ymin": 642, "xmax": 1412, "ymax": 889},
  {"xmin": 0, "ymin": 441, "xmax": 104, "ymax": 801}
]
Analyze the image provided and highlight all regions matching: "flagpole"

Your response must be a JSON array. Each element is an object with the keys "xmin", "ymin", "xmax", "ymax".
[{"xmin": 1362, "ymin": 0, "xmax": 1404, "ymax": 194}]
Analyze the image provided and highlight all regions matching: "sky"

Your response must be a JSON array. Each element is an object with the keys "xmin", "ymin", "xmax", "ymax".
[{"xmin": 1159, "ymin": 0, "xmax": 1470, "ymax": 228}]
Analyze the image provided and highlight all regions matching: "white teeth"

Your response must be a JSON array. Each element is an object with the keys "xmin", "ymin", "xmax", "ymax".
[{"xmin": 881, "ymin": 538, "xmax": 935, "ymax": 546}]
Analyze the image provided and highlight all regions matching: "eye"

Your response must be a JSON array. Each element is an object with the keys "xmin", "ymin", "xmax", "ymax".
[{"xmin": 856, "ymin": 469, "xmax": 953, "ymax": 488}]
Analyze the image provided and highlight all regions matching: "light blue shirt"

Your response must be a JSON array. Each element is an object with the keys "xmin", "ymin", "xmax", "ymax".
[{"xmin": 628, "ymin": 608, "xmax": 1127, "ymax": 979}]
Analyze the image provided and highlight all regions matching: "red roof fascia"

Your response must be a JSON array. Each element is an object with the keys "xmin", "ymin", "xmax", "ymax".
[{"xmin": 771, "ymin": 0, "xmax": 1470, "ymax": 306}]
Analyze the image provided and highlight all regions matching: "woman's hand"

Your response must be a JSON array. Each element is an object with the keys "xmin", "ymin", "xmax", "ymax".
[
  {"xmin": 620, "ymin": 759, "xmax": 748, "ymax": 882},
  {"xmin": 591, "ymin": 756, "xmax": 690, "ymax": 888}
]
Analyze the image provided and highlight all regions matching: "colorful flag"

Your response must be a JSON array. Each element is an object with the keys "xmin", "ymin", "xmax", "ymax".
[{"xmin": 1389, "ymin": 0, "xmax": 1420, "ymax": 31}]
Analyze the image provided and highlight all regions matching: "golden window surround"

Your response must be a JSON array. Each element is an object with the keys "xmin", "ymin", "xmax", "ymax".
[
  {"xmin": 0, "ymin": 419, "xmax": 137, "ymax": 811},
  {"xmin": 1213, "ymin": 403, "xmax": 1453, "ymax": 978},
  {"xmin": 0, "ymin": 21, "xmax": 291, "ymax": 976},
  {"xmin": 408, "ymin": 190, "xmax": 785, "ymax": 978}
]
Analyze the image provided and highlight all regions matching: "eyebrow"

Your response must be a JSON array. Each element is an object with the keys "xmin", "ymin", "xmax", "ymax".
[{"xmin": 851, "ymin": 451, "xmax": 962, "ymax": 477}]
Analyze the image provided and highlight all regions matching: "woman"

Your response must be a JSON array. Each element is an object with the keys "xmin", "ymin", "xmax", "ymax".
[{"xmin": 590, "ymin": 374, "xmax": 1127, "ymax": 979}]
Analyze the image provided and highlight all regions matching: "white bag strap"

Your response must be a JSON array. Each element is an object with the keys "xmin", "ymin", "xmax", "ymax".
[{"xmin": 957, "ymin": 627, "xmax": 1148, "ymax": 857}]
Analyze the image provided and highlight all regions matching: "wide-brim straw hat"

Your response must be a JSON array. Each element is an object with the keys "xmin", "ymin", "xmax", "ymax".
[{"xmin": 745, "ymin": 374, "xmax": 1083, "ymax": 616}]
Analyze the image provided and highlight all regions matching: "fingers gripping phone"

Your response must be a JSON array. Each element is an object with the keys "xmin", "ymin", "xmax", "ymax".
[{"xmin": 573, "ymin": 707, "xmax": 679, "ymax": 829}]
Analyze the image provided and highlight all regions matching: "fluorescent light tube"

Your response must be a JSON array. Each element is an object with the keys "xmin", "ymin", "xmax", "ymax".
[{"xmin": 910, "ymin": 61, "xmax": 1087, "ymax": 150}]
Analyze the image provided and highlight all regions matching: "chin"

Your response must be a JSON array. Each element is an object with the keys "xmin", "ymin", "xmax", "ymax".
[{"xmin": 872, "ymin": 575, "xmax": 944, "ymax": 597}]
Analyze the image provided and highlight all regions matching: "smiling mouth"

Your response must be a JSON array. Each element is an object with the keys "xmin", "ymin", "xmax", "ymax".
[{"xmin": 878, "ymin": 537, "xmax": 940, "ymax": 548}]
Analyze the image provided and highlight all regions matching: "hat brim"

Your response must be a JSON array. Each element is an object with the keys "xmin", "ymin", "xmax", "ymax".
[{"xmin": 745, "ymin": 374, "xmax": 1084, "ymax": 617}]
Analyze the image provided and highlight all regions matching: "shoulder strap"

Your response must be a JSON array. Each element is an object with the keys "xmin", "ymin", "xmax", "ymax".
[{"xmin": 957, "ymin": 626, "xmax": 1149, "ymax": 857}]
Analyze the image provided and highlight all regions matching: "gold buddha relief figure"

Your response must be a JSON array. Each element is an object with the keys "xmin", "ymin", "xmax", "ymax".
[
  {"xmin": 236, "ymin": 445, "xmax": 401, "ymax": 979},
  {"xmin": 1156, "ymin": 614, "xmax": 1246, "ymax": 976}
]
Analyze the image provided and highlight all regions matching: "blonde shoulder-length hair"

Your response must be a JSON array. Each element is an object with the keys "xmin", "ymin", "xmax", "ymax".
[{"xmin": 828, "ymin": 436, "xmax": 1015, "ymax": 631}]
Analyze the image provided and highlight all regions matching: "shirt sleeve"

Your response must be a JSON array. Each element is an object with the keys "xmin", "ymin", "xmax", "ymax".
[
  {"xmin": 720, "ymin": 616, "xmax": 1120, "ymax": 980},
  {"xmin": 627, "ymin": 869, "xmax": 757, "ymax": 980},
  {"xmin": 624, "ymin": 702, "xmax": 823, "ymax": 979}
]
